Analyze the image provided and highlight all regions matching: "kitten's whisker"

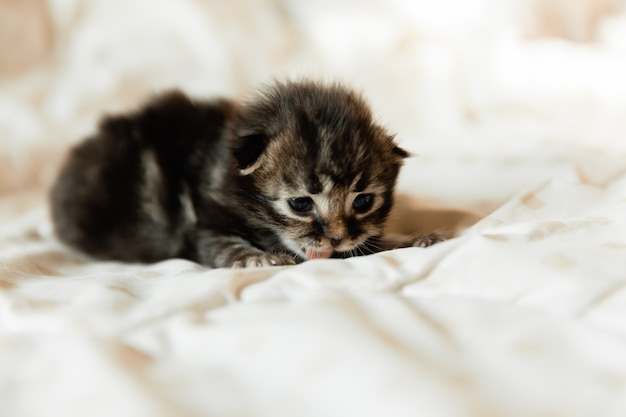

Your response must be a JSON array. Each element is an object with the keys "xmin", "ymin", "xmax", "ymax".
[
  {"xmin": 359, "ymin": 243, "xmax": 371, "ymax": 255},
  {"xmin": 363, "ymin": 239, "xmax": 383, "ymax": 253},
  {"xmin": 368, "ymin": 236, "xmax": 383, "ymax": 246}
]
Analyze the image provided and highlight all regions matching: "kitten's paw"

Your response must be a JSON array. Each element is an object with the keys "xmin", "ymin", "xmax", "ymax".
[
  {"xmin": 231, "ymin": 252, "xmax": 297, "ymax": 268},
  {"xmin": 411, "ymin": 232, "xmax": 447, "ymax": 248}
]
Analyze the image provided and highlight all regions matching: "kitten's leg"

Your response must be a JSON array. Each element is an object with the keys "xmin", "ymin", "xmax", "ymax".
[
  {"xmin": 371, "ymin": 232, "xmax": 447, "ymax": 252},
  {"xmin": 196, "ymin": 231, "xmax": 297, "ymax": 268}
]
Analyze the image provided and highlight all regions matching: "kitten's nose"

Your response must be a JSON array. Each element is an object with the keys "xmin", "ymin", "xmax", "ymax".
[{"xmin": 330, "ymin": 238, "xmax": 343, "ymax": 247}]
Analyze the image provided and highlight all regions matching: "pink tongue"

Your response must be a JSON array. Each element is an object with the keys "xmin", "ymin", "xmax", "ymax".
[{"xmin": 305, "ymin": 249, "xmax": 333, "ymax": 260}]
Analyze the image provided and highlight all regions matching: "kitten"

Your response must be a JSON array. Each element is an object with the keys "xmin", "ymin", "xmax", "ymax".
[{"xmin": 50, "ymin": 80, "xmax": 443, "ymax": 268}]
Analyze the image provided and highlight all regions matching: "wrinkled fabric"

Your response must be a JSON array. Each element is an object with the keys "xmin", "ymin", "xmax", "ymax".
[{"xmin": 2, "ymin": 1, "xmax": 626, "ymax": 416}]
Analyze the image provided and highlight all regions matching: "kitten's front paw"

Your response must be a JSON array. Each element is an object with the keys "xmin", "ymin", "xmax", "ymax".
[
  {"xmin": 231, "ymin": 252, "xmax": 297, "ymax": 268},
  {"xmin": 411, "ymin": 232, "xmax": 447, "ymax": 248}
]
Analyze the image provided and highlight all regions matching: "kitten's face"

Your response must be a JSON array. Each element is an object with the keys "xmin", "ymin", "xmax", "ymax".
[{"xmin": 232, "ymin": 81, "xmax": 407, "ymax": 260}]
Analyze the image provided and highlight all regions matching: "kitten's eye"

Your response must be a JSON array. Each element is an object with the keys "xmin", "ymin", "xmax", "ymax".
[
  {"xmin": 288, "ymin": 197, "xmax": 314, "ymax": 213},
  {"xmin": 352, "ymin": 193, "xmax": 374, "ymax": 213}
]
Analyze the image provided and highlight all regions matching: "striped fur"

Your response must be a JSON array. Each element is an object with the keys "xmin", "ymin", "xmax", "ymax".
[{"xmin": 51, "ymin": 81, "xmax": 441, "ymax": 268}]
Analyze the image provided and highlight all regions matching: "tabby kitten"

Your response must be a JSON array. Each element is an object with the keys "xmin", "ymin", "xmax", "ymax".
[{"xmin": 51, "ymin": 81, "xmax": 442, "ymax": 268}]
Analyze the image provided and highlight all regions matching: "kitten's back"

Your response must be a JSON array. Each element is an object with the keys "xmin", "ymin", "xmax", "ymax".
[{"xmin": 50, "ymin": 91, "xmax": 234, "ymax": 262}]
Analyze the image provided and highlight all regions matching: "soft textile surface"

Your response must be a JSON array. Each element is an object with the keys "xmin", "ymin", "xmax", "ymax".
[{"xmin": 2, "ymin": 1, "xmax": 626, "ymax": 416}]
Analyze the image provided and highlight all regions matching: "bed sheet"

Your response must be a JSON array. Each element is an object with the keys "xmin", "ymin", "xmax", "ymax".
[{"xmin": 2, "ymin": 1, "xmax": 626, "ymax": 416}]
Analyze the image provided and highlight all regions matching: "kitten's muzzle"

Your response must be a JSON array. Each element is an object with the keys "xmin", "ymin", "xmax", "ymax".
[{"xmin": 322, "ymin": 221, "xmax": 347, "ymax": 248}]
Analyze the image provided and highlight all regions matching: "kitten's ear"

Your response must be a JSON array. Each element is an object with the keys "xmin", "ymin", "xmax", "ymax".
[
  {"xmin": 392, "ymin": 145, "xmax": 410, "ymax": 159},
  {"xmin": 232, "ymin": 133, "xmax": 270, "ymax": 175},
  {"xmin": 384, "ymin": 133, "xmax": 410, "ymax": 159}
]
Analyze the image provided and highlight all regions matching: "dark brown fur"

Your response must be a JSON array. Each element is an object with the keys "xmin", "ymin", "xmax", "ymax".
[{"xmin": 50, "ymin": 81, "xmax": 442, "ymax": 268}]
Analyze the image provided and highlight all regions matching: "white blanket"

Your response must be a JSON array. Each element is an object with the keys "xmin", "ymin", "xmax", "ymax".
[{"xmin": 2, "ymin": 1, "xmax": 626, "ymax": 416}]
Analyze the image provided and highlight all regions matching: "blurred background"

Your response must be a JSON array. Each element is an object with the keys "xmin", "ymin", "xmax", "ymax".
[{"xmin": 2, "ymin": 0, "xmax": 626, "ymax": 216}]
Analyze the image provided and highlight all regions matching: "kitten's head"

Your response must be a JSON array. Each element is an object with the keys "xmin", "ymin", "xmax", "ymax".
[{"xmin": 231, "ymin": 81, "xmax": 408, "ymax": 260}]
